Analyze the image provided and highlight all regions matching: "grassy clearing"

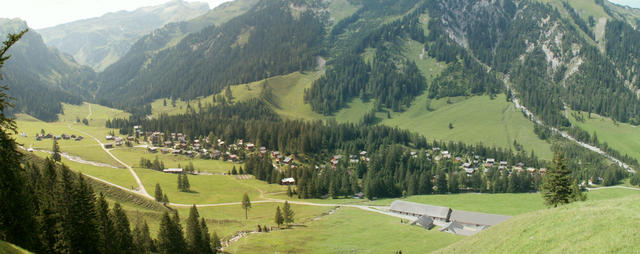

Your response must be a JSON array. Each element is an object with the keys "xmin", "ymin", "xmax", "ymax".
[
  {"xmin": 382, "ymin": 94, "xmax": 554, "ymax": 160},
  {"xmin": 402, "ymin": 39, "xmax": 446, "ymax": 82},
  {"xmin": 110, "ymin": 147, "xmax": 239, "ymax": 173},
  {"xmin": 433, "ymin": 195, "xmax": 640, "ymax": 253},
  {"xmin": 221, "ymin": 71, "xmax": 371, "ymax": 123},
  {"xmin": 228, "ymin": 207, "xmax": 463, "ymax": 253},
  {"xmin": 133, "ymin": 167, "xmax": 286, "ymax": 204},
  {"xmin": 367, "ymin": 187, "xmax": 640, "ymax": 216},
  {"xmin": 328, "ymin": 0, "xmax": 361, "ymax": 25},
  {"xmin": 569, "ymin": 110, "xmax": 640, "ymax": 162}
]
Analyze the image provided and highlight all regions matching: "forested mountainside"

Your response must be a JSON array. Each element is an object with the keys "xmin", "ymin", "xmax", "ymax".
[
  {"xmin": 0, "ymin": 19, "xmax": 95, "ymax": 121},
  {"xmin": 97, "ymin": 0, "xmax": 324, "ymax": 110},
  {"xmin": 95, "ymin": 0, "xmax": 640, "ymax": 129},
  {"xmin": 37, "ymin": 0, "xmax": 210, "ymax": 71}
]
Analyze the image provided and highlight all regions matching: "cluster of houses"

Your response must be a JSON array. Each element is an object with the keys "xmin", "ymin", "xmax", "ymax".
[
  {"xmin": 103, "ymin": 135, "xmax": 132, "ymax": 148},
  {"xmin": 35, "ymin": 133, "xmax": 83, "ymax": 142},
  {"xmin": 130, "ymin": 129, "xmax": 299, "ymax": 168},
  {"xmin": 329, "ymin": 151, "xmax": 370, "ymax": 167},
  {"xmin": 390, "ymin": 200, "xmax": 511, "ymax": 236}
]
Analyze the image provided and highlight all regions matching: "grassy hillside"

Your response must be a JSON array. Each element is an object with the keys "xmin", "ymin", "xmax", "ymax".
[
  {"xmin": 0, "ymin": 241, "xmax": 31, "ymax": 254},
  {"xmin": 433, "ymin": 195, "xmax": 640, "ymax": 253},
  {"xmin": 228, "ymin": 207, "xmax": 463, "ymax": 253},
  {"xmin": 382, "ymin": 94, "xmax": 554, "ymax": 160},
  {"xmin": 569, "ymin": 110, "xmax": 640, "ymax": 162}
]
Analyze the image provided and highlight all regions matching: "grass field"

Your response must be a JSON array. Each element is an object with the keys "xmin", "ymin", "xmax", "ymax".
[
  {"xmin": 228, "ymin": 207, "xmax": 463, "ymax": 253},
  {"xmin": 58, "ymin": 154, "xmax": 137, "ymax": 189},
  {"xmin": 382, "ymin": 94, "xmax": 554, "ymax": 160},
  {"xmin": 219, "ymin": 71, "xmax": 372, "ymax": 123},
  {"xmin": 110, "ymin": 147, "xmax": 240, "ymax": 173},
  {"xmin": 569, "ymin": 110, "xmax": 640, "ymax": 162},
  {"xmin": 433, "ymin": 195, "xmax": 640, "ymax": 253},
  {"xmin": 133, "ymin": 167, "xmax": 286, "ymax": 204},
  {"xmin": 367, "ymin": 187, "xmax": 640, "ymax": 216}
]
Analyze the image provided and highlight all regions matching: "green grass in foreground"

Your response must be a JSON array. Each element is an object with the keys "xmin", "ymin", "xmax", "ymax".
[
  {"xmin": 382, "ymin": 94, "xmax": 553, "ymax": 160},
  {"xmin": 433, "ymin": 195, "xmax": 640, "ymax": 253},
  {"xmin": 569, "ymin": 110, "xmax": 640, "ymax": 162},
  {"xmin": 0, "ymin": 240, "xmax": 31, "ymax": 254},
  {"xmin": 228, "ymin": 207, "xmax": 463, "ymax": 253}
]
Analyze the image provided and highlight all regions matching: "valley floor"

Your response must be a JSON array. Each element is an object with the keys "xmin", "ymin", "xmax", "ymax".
[{"xmin": 13, "ymin": 100, "xmax": 640, "ymax": 253}]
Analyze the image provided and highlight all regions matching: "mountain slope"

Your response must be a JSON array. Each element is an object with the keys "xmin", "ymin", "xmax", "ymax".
[
  {"xmin": 0, "ymin": 18, "xmax": 95, "ymax": 121},
  {"xmin": 38, "ymin": 0, "xmax": 209, "ymax": 71},
  {"xmin": 433, "ymin": 195, "xmax": 640, "ymax": 253},
  {"xmin": 98, "ymin": 0, "xmax": 324, "ymax": 109}
]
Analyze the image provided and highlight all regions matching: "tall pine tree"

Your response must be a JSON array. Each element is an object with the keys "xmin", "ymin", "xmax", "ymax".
[{"xmin": 542, "ymin": 152, "xmax": 574, "ymax": 207}]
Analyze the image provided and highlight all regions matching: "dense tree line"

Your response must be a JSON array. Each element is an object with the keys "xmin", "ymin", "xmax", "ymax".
[
  {"xmin": 605, "ymin": 20, "xmax": 640, "ymax": 91},
  {"xmin": 98, "ymin": 0, "xmax": 324, "ymax": 109}
]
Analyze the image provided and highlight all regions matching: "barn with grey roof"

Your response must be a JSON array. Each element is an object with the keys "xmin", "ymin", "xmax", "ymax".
[
  {"xmin": 390, "ymin": 200, "xmax": 451, "ymax": 223},
  {"xmin": 389, "ymin": 200, "xmax": 511, "ymax": 236}
]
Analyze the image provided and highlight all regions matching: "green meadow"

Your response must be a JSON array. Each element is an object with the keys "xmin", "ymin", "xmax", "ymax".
[
  {"xmin": 228, "ymin": 207, "xmax": 463, "ymax": 253},
  {"xmin": 382, "ymin": 94, "xmax": 554, "ymax": 160},
  {"xmin": 434, "ymin": 195, "xmax": 640, "ymax": 253},
  {"xmin": 569, "ymin": 110, "xmax": 640, "ymax": 162}
]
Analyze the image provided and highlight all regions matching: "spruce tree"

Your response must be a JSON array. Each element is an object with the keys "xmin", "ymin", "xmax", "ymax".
[
  {"xmin": 183, "ymin": 174, "xmax": 190, "ymax": 192},
  {"xmin": 0, "ymin": 30, "xmax": 39, "ymax": 250},
  {"xmin": 133, "ymin": 220, "xmax": 155, "ymax": 253},
  {"xmin": 282, "ymin": 201, "xmax": 294, "ymax": 226},
  {"xmin": 96, "ymin": 193, "xmax": 115, "ymax": 254},
  {"xmin": 200, "ymin": 218, "xmax": 213, "ymax": 254},
  {"xmin": 542, "ymin": 152, "xmax": 574, "ymax": 207},
  {"xmin": 275, "ymin": 206, "xmax": 284, "ymax": 228},
  {"xmin": 157, "ymin": 212, "xmax": 186, "ymax": 254},
  {"xmin": 212, "ymin": 231, "xmax": 222, "ymax": 253},
  {"xmin": 52, "ymin": 139, "xmax": 61, "ymax": 162},
  {"xmin": 186, "ymin": 205, "xmax": 204, "ymax": 254},
  {"xmin": 155, "ymin": 183, "xmax": 163, "ymax": 202},
  {"xmin": 242, "ymin": 193, "xmax": 251, "ymax": 220},
  {"xmin": 178, "ymin": 174, "xmax": 184, "ymax": 191},
  {"xmin": 112, "ymin": 203, "xmax": 134, "ymax": 254}
]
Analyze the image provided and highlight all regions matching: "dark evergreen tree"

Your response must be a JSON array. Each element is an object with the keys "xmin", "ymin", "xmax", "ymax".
[
  {"xmin": 155, "ymin": 183, "xmax": 163, "ymax": 202},
  {"xmin": 541, "ymin": 152, "xmax": 574, "ymax": 207},
  {"xmin": 111, "ymin": 203, "xmax": 134, "ymax": 254},
  {"xmin": 211, "ymin": 231, "xmax": 221, "ymax": 253},
  {"xmin": 186, "ymin": 205, "xmax": 207, "ymax": 254},
  {"xmin": 52, "ymin": 139, "xmax": 61, "ymax": 162},
  {"xmin": 96, "ymin": 193, "xmax": 115, "ymax": 254},
  {"xmin": 0, "ymin": 30, "xmax": 39, "ymax": 251},
  {"xmin": 274, "ymin": 206, "xmax": 284, "ymax": 228},
  {"xmin": 282, "ymin": 201, "xmax": 294, "ymax": 227}
]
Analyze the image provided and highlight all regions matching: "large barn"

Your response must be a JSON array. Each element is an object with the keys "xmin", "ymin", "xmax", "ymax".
[
  {"xmin": 390, "ymin": 200, "xmax": 451, "ymax": 223},
  {"xmin": 389, "ymin": 200, "xmax": 511, "ymax": 236}
]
